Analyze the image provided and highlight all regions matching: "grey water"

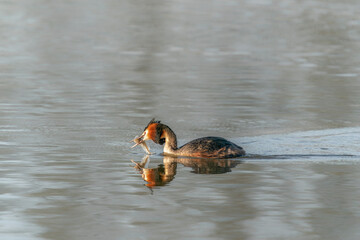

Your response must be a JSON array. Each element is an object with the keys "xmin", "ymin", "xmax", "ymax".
[{"xmin": 1, "ymin": 0, "xmax": 360, "ymax": 239}]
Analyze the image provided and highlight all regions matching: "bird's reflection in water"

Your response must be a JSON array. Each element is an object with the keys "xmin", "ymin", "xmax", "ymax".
[{"xmin": 131, "ymin": 155, "xmax": 241, "ymax": 188}]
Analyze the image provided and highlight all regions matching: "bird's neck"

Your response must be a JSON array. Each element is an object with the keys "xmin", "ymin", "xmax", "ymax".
[{"xmin": 162, "ymin": 126, "xmax": 178, "ymax": 155}]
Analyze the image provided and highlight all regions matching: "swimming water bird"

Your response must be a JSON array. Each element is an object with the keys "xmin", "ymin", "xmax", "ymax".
[{"xmin": 131, "ymin": 119, "xmax": 245, "ymax": 158}]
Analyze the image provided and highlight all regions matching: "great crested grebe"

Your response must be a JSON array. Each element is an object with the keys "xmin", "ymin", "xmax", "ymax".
[{"xmin": 131, "ymin": 119, "xmax": 245, "ymax": 158}]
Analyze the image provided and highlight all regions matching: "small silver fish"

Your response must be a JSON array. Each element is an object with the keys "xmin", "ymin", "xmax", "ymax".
[{"xmin": 130, "ymin": 135, "xmax": 152, "ymax": 155}]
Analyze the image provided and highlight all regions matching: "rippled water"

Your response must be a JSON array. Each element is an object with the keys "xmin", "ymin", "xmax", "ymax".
[{"xmin": 1, "ymin": 0, "xmax": 360, "ymax": 239}]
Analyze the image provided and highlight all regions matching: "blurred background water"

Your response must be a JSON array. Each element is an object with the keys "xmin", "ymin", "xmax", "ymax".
[{"xmin": 1, "ymin": 0, "xmax": 360, "ymax": 239}]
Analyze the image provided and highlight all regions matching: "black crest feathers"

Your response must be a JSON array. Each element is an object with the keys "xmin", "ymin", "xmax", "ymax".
[{"xmin": 144, "ymin": 118, "xmax": 161, "ymax": 131}]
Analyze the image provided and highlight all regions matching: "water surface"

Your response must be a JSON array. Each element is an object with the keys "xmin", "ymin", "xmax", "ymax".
[{"xmin": 1, "ymin": 0, "xmax": 360, "ymax": 239}]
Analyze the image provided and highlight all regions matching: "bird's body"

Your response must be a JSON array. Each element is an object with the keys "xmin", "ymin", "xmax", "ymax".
[{"xmin": 173, "ymin": 136, "xmax": 245, "ymax": 158}]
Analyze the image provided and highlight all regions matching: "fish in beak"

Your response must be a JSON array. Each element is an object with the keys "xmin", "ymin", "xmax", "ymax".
[
  {"xmin": 130, "ymin": 132, "xmax": 152, "ymax": 154},
  {"xmin": 131, "ymin": 119, "xmax": 161, "ymax": 155}
]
